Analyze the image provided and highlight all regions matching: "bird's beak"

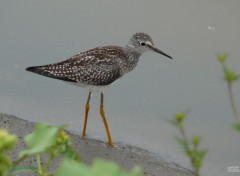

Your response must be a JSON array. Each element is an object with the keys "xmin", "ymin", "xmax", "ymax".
[{"xmin": 147, "ymin": 44, "xmax": 173, "ymax": 59}]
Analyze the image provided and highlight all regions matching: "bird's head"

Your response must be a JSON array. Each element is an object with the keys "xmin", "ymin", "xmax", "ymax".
[{"xmin": 127, "ymin": 32, "xmax": 172, "ymax": 59}]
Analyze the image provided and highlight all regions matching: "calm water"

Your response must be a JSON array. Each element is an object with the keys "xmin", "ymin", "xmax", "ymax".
[{"xmin": 1, "ymin": 1, "xmax": 240, "ymax": 175}]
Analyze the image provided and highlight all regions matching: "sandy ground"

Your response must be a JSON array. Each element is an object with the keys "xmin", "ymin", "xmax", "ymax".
[{"xmin": 0, "ymin": 113, "xmax": 193, "ymax": 176}]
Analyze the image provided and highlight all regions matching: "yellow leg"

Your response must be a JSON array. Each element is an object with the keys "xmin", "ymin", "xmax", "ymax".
[
  {"xmin": 100, "ymin": 92, "xmax": 113, "ymax": 146},
  {"xmin": 81, "ymin": 92, "xmax": 91, "ymax": 138}
]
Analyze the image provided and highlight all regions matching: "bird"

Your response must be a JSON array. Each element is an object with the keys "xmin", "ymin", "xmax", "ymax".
[{"xmin": 26, "ymin": 32, "xmax": 172, "ymax": 146}]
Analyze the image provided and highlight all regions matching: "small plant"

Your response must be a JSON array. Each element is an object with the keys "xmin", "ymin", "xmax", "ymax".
[
  {"xmin": 169, "ymin": 112, "xmax": 207, "ymax": 176},
  {"xmin": 0, "ymin": 129, "xmax": 17, "ymax": 176},
  {"xmin": 217, "ymin": 54, "xmax": 240, "ymax": 132},
  {"xmin": 0, "ymin": 123, "xmax": 142, "ymax": 176},
  {"xmin": 7, "ymin": 123, "xmax": 80, "ymax": 176}
]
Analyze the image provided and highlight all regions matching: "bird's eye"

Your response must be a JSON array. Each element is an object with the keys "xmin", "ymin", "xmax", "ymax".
[{"xmin": 140, "ymin": 42, "xmax": 145, "ymax": 46}]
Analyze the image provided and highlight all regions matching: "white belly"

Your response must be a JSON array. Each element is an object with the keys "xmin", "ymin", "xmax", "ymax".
[{"xmin": 66, "ymin": 81, "xmax": 111, "ymax": 92}]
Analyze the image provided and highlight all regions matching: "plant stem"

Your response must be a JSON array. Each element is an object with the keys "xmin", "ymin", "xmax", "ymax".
[
  {"xmin": 179, "ymin": 124, "xmax": 189, "ymax": 151},
  {"xmin": 43, "ymin": 154, "xmax": 54, "ymax": 173},
  {"xmin": 37, "ymin": 154, "xmax": 43, "ymax": 175},
  {"xmin": 179, "ymin": 125, "xmax": 199, "ymax": 176},
  {"xmin": 12, "ymin": 155, "xmax": 27, "ymax": 167},
  {"xmin": 227, "ymin": 82, "xmax": 240, "ymax": 123}
]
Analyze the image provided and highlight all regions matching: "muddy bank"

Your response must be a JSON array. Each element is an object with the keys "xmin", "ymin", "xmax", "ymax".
[{"xmin": 0, "ymin": 113, "xmax": 193, "ymax": 176}]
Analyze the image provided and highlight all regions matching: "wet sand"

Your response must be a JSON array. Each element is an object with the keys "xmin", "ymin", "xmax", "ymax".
[{"xmin": 0, "ymin": 113, "xmax": 193, "ymax": 176}]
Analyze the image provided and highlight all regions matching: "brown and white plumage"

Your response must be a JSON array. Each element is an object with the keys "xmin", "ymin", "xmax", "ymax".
[
  {"xmin": 26, "ymin": 32, "xmax": 172, "ymax": 145},
  {"xmin": 26, "ymin": 33, "xmax": 172, "ymax": 87},
  {"xmin": 26, "ymin": 46, "xmax": 125, "ymax": 86}
]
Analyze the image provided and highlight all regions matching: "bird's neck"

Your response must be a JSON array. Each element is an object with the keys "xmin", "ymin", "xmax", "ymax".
[
  {"xmin": 124, "ymin": 44, "xmax": 142, "ymax": 60},
  {"xmin": 121, "ymin": 45, "xmax": 142, "ymax": 74}
]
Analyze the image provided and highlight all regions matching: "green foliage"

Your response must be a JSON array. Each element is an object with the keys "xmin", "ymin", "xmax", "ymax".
[
  {"xmin": 192, "ymin": 136, "xmax": 200, "ymax": 148},
  {"xmin": 0, "ymin": 129, "xmax": 17, "ymax": 176},
  {"xmin": 9, "ymin": 165, "xmax": 37, "ymax": 175},
  {"xmin": 217, "ymin": 54, "xmax": 227, "ymax": 63},
  {"xmin": 17, "ymin": 124, "xmax": 81, "ymax": 175},
  {"xmin": 217, "ymin": 54, "xmax": 239, "ymax": 83},
  {"xmin": 0, "ymin": 154, "xmax": 11, "ymax": 176},
  {"xmin": 55, "ymin": 130, "xmax": 80, "ymax": 161},
  {"xmin": 19, "ymin": 123, "xmax": 60, "ymax": 157},
  {"xmin": 191, "ymin": 150, "xmax": 207, "ymax": 170},
  {"xmin": 233, "ymin": 123, "xmax": 240, "ymax": 132},
  {"xmin": 0, "ymin": 123, "xmax": 141, "ymax": 176},
  {"xmin": 175, "ymin": 136, "xmax": 188, "ymax": 154},
  {"xmin": 56, "ymin": 159, "xmax": 142, "ymax": 176},
  {"xmin": 168, "ymin": 110, "xmax": 190, "ymax": 127},
  {"xmin": 170, "ymin": 112, "xmax": 207, "ymax": 176},
  {"xmin": 0, "ymin": 129, "xmax": 17, "ymax": 151},
  {"xmin": 217, "ymin": 54, "xmax": 240, "ymax": 128}
]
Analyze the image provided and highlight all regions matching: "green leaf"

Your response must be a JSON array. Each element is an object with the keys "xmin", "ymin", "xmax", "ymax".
[
  {"xmin": 192, "ymin": 150, "xmax": 207, "ymax": 170},
  {"xmin": 0, "ymin": 153, "xmax": 11, "ymax": 175},
  {"xmin": 56, "ymin": 159, "xmax": 142, "ymax": 176},
  {"xmin": 19, "ymin": 123, "xmax": 60, "ymax": 158},
  {"xmin": 60, "ymin": 142, "xmax": 80, "ymax": 161},
  {"xmin": 91, "ymin": 159, "xmax": 125, "ymax": 176},
  {"xmin": 9, "ymin": 165, "xmax": 37, "ymax": 174},
  {"xmin": 233, "ymin": 123, "xmax": 240, "ymax": 132},
  {"xmin": 175, "ymin": 136, "xmax": 188, "ymax": 154},
  {"xmin": 55, "ymin": 159, "xmax": 87, "ymax": 176},
  {"xmin": 0, "ymin": 129, "xmax": 17, "ymax": 151},
  {"xmin": 92, "ymin": 159, "xmax": 142, "ymax": 176},
  {"xmin": 194, "ymin": 150, "xmax": 207, "ymax": 161},
  {"xmin": 193, "ymin": 157, "xmax": 201, "ymax": 170}
]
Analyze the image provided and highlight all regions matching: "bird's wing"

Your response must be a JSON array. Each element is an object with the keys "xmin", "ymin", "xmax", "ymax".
[{"xmin": 26, "ymin": 46, "xmax": 124, "ymax": 85}]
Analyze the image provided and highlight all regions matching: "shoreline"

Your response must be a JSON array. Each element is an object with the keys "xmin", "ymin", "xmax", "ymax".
[{"xmin": 0, "ymin": 113, "xmax": 193, "ymax": 176}]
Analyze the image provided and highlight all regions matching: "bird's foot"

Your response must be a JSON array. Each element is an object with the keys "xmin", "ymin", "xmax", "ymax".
[
  {"xmin": 81, "ymin": 133, "xmax": 86, "ymax": 138},
  {"xmin": 107, "ymin": 141, "xmax": 116, "ymax": 147}
]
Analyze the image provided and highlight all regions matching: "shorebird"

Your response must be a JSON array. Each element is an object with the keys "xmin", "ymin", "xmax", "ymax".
[{"xmin": 26, "ymin": 32, "xmax": 172, "ymax": 146}]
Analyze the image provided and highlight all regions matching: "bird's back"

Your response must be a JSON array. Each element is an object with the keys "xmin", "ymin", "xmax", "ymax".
[{"xmin": 26, "ymin": 46, "xmax": 127, "ymax": 86}]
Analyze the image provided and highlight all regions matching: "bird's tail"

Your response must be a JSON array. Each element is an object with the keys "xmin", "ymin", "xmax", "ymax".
[
  {"xmin": 25, "ymin": 65, "xmax": 75, "ymax": 82},
  {"xmin": 25, "ymin": 65, "xmax": 48, "ymax": 75}
]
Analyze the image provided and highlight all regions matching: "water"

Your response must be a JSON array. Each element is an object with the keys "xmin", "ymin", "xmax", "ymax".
[{"xmin": 1, "ymin": 1, "xmax": 240, "ymax": 175}]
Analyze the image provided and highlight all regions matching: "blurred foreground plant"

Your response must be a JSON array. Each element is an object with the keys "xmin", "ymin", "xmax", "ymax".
[
  {"xmin": 217, "ymin": 54, "xmax": 240, "ymax": 131},
  {"xmin": 56, "ymin": 158, "xmax": 142, "ymax": 176},
  {"xmin": 10, "ymin": 123, "xmax": 80, "ymax": 176},
  {"xmin": 0, "ymin": 129, "xmax": 17, "ymax": 176},
  {"xmin": 0, "ymin": 123, "xmax": 142, "ymax": 176},
  {"xmin": 169, "ymin": 112, "xmax": 207, "ymax": 176}
]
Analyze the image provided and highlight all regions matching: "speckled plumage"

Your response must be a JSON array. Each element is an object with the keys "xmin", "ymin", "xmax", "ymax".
[
  {"xmin": 26, "ymin": 32, "xmax": 172, "ymax": 145},
  {"xmin": 26, "ymin": 33, "xmax": 172, "ymax": 88},
  {"xmin": 28, "ymin": 46, "xmax": 127, "ymax": 86}
]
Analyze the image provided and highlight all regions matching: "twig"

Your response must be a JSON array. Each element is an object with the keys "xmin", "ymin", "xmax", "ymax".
[{"xmin": 227, "ymin": 82, "xmax": 240, "ymax": 123}]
